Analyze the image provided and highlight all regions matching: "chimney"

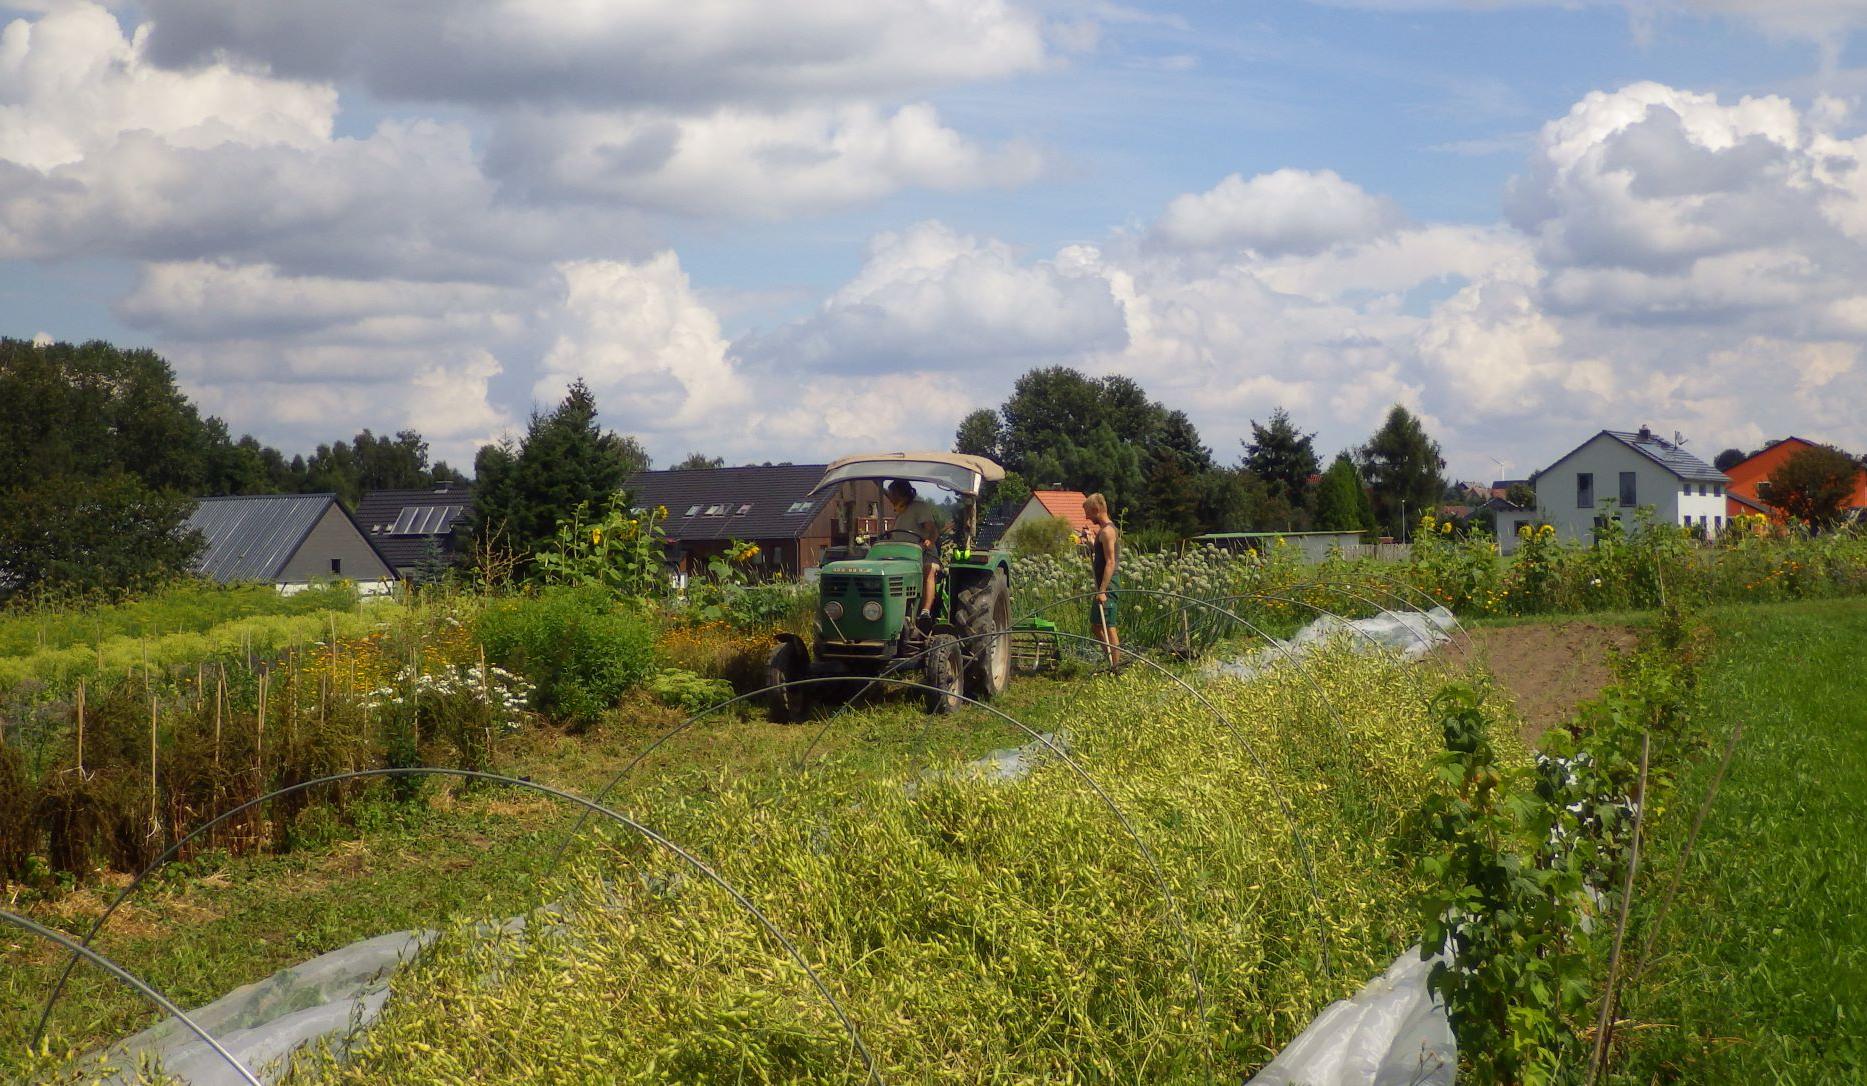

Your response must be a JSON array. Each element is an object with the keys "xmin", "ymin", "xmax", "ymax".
[{"xmin": 1637, "ymin": 424, "xmax": 1652, "ymax": 440}]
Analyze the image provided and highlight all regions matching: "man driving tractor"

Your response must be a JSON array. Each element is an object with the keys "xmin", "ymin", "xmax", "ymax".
[{"xmin": 885, "ymin": 479, "xmax": 943, "ymax": 629}]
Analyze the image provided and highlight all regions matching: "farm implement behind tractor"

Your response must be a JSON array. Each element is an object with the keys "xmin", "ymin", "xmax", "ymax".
[{"xmin": 766, "ymin": 452, "xmax": 1013, "ymax": 720}]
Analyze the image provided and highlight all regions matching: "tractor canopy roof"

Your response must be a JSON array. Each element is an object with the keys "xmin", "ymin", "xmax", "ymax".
[{"xmin": 811, "ymin": 452, "xmax": 1005, "ymax": 498}]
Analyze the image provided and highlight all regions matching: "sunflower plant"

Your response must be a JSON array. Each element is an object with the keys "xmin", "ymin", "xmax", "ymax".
[{"xmin": 533, "ymin": 498, "xmax": 672, "ymax": 598}]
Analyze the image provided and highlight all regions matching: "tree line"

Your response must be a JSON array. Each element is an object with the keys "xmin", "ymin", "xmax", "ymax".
[
  {"xmin": 954, "ymin": 366, "xmax": 1447, "ymax": 545},
  {"xmin": 0, "ymin": 338, "xmax": 464, "ymax": 601},
  {"xmin": 15, "ymin": 336, "xmax": 1855, "ymax": 604}
]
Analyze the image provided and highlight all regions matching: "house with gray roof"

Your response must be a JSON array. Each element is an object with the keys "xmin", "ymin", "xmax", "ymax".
[
  {"xmin": 356, "ymin": 483, "xmax": 473, "ymax": 578},
  {"xmin": 187, "ymin": 494, "xmax": 396, "ymax": 594},
  {"xmin": 624, "ymin": 464, "xmax": 890, "ymax": 578},
  {"xmin": 1531, "ymin": 426, "xmax": 1731, "ymax": 543}
]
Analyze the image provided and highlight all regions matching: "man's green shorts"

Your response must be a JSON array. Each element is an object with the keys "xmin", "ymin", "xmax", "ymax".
[{"xmin": 1092, "ymin": 590, "xmax": 1118, "ymax": 628}]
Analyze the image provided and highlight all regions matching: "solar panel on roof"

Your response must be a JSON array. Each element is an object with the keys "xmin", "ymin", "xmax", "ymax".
[{"xmin": 388, "ymin": 504, "xmax": 465, "ymax": 535}]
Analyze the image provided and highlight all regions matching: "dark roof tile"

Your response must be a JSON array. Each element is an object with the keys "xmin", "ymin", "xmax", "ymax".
[
  {"xmin": 625, "ymin": 464, "xmax": 831, "ymax": 542},
  {"xmin": 356, "ymin": 485, "xmax": 475, "ymax": 574},
  {"xmin": 1602, "ymin": 430, "xmax": 1729, "ymax": 482}
]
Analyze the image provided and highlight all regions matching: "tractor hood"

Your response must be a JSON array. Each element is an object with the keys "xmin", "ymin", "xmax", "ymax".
[{"xmin": 811, "ymin": 452, "xmax": 1004, "ymax": 499}]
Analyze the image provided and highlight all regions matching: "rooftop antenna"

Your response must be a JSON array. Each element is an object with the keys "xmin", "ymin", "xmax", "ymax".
[{"xmin": 1673, "ymin": 430, "xmax": 1688, "ymax": 448}]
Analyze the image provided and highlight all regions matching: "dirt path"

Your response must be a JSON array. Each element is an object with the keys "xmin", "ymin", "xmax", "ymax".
[{"xmin": 1464, "ymin": 620, "xmax": 1640, "ymax": 744}]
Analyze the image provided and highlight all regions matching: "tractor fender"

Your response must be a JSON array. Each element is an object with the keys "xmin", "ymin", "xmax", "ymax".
[{"xmin": 772, "ymin": 631, "xmax": 809, "ymax": 658}]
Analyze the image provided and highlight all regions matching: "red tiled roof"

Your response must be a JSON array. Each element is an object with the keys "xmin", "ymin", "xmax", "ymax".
[{"xmin": 1031, "ymin": 490, "xmax": 1096, "ymax": 536}]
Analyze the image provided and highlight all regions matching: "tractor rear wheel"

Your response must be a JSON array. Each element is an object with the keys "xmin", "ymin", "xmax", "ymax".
[
  {"xmin": 924, "ymin": 633, "xmax": 965, "ymax": 714},
  {"xmin": 956, "ymin": 569, "xmax": 1012, "ymax": 700},
  {"xmin": 765, "ymin": 637, "xmax": 811, "ymax": 723}
]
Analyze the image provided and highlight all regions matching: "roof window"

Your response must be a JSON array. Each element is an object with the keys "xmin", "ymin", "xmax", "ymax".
[
  {"xmin": 735, "ymin": 503, "xmax": 753, "ymax": 515},
  {"xmin": 785, "ymin": 501, "xmax": 814, "ymax": 514},
  {"xmin": 684, "ymin": 505, "xmax": 702, "ymax": 516},
  {"xmin": 704, "ymin": 504, "xmax": 726, "ymax": 515}
]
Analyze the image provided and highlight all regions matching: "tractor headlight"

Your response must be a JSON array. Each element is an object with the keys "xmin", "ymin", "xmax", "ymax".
[
  {"xmin": 823, "ymin": 601, "xmax": 844, "ymax": 621},
  {"xmin": 861, "ymin": 600, "xmax": 884, "ymax": 621}
]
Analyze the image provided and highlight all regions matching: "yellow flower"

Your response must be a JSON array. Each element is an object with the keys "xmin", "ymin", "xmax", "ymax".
[
  {"xmin": 655, "ymin": 504, "xmax": 668, "ymax": 518},
  {"xmin": 591, "ymin": 528, "xmax": 603, "ymax": 544},
  {"xmin": 1440, "ymin": 521, "xmax": 1453, "ymax": 534}
]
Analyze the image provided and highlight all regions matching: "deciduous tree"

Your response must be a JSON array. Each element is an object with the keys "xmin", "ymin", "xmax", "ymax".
[
  {"xmin": 954, "ymin": 409, "xmax": 1002, "ymax": 460},
  {"xmin": 1766, "ymin": 444, "xmax": 1861, "ymax": 529}
]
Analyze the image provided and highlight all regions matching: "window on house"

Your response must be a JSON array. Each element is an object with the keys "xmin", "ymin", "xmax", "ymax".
[
  {"xmin": 684, "ymin": 505, "xmax": 701, "ymax": 516},
  {"xmin": 785, "ymin": 501, "xmax": 814, "ymax": 514},
  {"xmin": 1714, "ymin": 484, "xmax": 1723, "ymax": 497},
  {"xmin": 735, "ymin": 503, "xmax": 753, "ymax": 515},
  {"xmin": 1619, "ymin": 471, "xmax": 1636, "ymax": 506},
  {"xmin": 1577, "ymin": 472, "xmax": 1594, "ymax": 508},
  {"xmin": 330, "ymin": 558, "xmax": 342, "ymax": 575},
  {"xmin": 704, "ymin": 504, "xmax": 726, "ymax": 515},
  {"xmin": 1714, "ymin": 515, "xmax": 1723, "ymax": 529}
]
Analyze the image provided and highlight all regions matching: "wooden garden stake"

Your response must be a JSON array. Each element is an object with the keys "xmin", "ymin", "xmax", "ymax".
[
  {"xmin": 1587, "ymin": 732, "xmax": 1651, "ymax": 1086},
  {"xmin": 149, "ymin": 693, "xmax": 160, "ymax": 835},
  {"xmin": 256, "ymin": 670, "xmax": 268, "ymax": 784},
  {"xmin": 214, "ymin": 668, "xmax": 225, "ymax": 768},
  {"xmin": 75, "ymin": 681, "xmax": 85, "ymax": 775},
  {"xmin": 287, "ymin": 650, "xmax": 297, "ymax": 751}
]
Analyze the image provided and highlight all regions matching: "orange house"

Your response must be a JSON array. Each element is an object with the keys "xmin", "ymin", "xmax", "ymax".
[{"xmin": 1724, "ymin": 437, "xmax": 1867, "ymax": 522}]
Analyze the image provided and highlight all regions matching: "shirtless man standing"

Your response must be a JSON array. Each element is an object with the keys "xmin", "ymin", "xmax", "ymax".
[{"xmin": 1084, "ymin": 493, "xmax": 1121, "ymax": 667}]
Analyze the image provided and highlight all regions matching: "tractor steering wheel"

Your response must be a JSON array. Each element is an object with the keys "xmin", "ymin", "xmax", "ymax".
[{"xmin": 876, "ymin": 527, "xmax": 929, "ymax": 546}]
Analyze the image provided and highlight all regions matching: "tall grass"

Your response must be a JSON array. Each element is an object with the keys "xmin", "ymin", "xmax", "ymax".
[{"xmin": 0, "ymin": 582, "xmax": 362, "ymax": 658}]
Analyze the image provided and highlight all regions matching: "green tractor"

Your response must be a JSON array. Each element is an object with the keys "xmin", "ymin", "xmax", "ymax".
[{"xmin": 766, "ymin": 452, "xmax": 1013, "ymax": 720}]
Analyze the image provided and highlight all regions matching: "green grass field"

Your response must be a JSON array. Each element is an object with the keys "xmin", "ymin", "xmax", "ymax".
[{"xmin": 1609, "ymin": 598, "xmax": 1867, "ymax": 1083}]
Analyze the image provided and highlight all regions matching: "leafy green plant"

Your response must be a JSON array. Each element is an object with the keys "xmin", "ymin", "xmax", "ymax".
[
  {"xmin": 1410, "ymin": 685, "xmax": 1597, "ymax": 1085},
  {"xmin": 645, "ymin": 668, "xmax": 734, "ymax": 714},
  {"xmin": 477, "ymin": 587, "xmax": 656, "ymax": 725}
]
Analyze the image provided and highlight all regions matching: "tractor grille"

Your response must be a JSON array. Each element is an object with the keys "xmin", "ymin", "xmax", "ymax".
[
  {"xmin": 822, "ymin": 575, "xmax": 885, "ymax": 598},
  {"xmin": 888, "ymin": 576, "xmax": 906, "ymax": 597}
]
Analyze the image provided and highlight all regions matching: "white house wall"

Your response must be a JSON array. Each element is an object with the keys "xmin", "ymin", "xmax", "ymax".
[
  {"xmin": 1676, "ymin": 482, "xmax": 1726, "ymax": 534},
  {"xmin": 1534, "ymin": 433, "xmax": 1724, "ymax": 543}
]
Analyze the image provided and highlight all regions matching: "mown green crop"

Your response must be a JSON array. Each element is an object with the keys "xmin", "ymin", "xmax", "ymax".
[{"xmin": 259, "ymin": 644, "xmax": 1484, "ymax": 1084}]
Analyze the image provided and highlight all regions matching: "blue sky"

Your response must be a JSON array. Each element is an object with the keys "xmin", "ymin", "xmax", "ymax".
[{"xmin": 2, "ymin": 1, "xmax": 1864, "ymax": 481}]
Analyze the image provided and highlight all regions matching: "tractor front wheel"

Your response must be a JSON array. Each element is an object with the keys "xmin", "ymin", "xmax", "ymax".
[
  {"xmin": 924, "ymin": 633, "xmax": 965, "ymax": 714},
  {"xmin": 765, "ymin": 637, "xmax": 812, "ymax": 723}
]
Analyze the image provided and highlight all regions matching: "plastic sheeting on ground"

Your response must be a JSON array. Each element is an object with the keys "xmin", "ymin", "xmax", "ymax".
[
  {"xmin": 90, "ymin": 928, "xmax": 430, "ymax": 1085},
  {"xmin": 1207, "ymin": 607, "xmax": 1456, "ymax": 681},
  {"xmin": 1246, "ymin": 947, "xmax": 1456, "ymax": 1086}
]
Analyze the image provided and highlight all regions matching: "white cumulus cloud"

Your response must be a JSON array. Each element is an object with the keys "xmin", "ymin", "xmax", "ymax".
[{"xmin": 1150, "ymin": 169, "xmax": 1403, "ymax": 255}]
